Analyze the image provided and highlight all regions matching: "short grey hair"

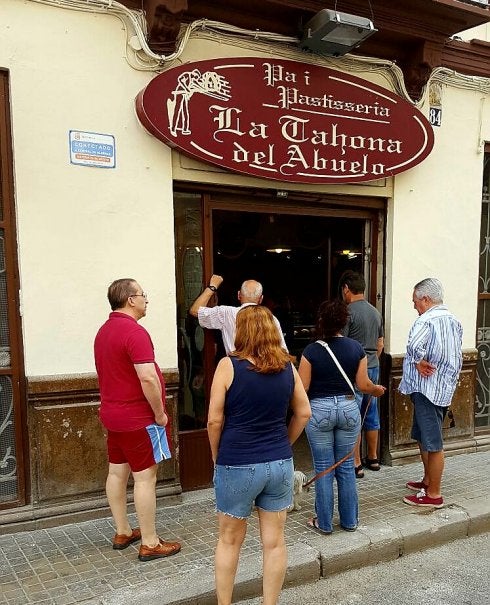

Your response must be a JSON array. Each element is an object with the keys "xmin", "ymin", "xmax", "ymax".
[
  {"xmin": 414, "ymin": 278, "xmax": 444, "ymax": 304},
  {"xmin": 240, "ymin": 279, "xmax": 263, "ymax": 301}
]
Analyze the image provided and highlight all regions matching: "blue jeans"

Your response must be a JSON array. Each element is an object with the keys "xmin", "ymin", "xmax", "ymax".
[{"xmin": 306, "ymin": 396, "xmax": 361, "ymax": 532}]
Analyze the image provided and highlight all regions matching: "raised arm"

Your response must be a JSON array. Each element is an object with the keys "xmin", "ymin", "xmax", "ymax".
[{"xmin": 189, "ymin": 274, "xmax": 223, "ymax": 317}]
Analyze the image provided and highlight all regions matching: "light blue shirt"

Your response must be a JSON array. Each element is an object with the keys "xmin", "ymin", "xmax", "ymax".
[{"xmin": 399, "ymin": 305, "xmax": 463, "ymax": 407}]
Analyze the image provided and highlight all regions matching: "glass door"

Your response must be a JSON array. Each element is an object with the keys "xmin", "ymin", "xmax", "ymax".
[{"xmin": 174, "ymin": 192, "xmax": 215, "ymax": 490}]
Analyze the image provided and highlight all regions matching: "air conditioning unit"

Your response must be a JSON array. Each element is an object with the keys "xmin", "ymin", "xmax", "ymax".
[
  {"xmin": 461, "ymin": 0, "xmax": 489, "ymax": 7},
  {"xmin": 300, "ymin": 10, "xmax": 377, "ymax": 57}
]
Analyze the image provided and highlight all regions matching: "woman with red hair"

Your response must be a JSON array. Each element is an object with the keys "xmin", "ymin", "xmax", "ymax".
[{"xmin": 208, "ymin": 305, "xmax": 311, "ymax": 605}]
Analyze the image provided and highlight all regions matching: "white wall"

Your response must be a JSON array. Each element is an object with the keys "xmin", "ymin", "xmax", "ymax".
[
  {"xmin": 457, "ymin": 22, "xmax": 490, "ymax": 42},
  {"xmin": 385, "ymin": 83, "xmax": 487, "ymax": 352},
  {"xmin": 384, "ymin": 17, "xmax": 489, "ymax": 352},
  {"xmin": 2, "ymin": 1, "xmax": 177, "ymax": 375}
]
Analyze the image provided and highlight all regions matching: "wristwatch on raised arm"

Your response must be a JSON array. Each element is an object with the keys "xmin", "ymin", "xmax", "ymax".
[{"xmin": 207, "ymin": 284, "xmax": 217, "ymax": 292}]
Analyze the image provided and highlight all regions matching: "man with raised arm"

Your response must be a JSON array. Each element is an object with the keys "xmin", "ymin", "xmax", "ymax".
[{"xmin": 189, "ymin": 274, "xmax": 287, "ymax": 354}]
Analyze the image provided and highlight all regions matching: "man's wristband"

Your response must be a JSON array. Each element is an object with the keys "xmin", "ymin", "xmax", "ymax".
[{"xmin": 207, "ymin": 285, "xmax": 217, "ymax": 292}]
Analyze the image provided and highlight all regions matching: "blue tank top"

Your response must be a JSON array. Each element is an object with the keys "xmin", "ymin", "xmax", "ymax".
[{"xmin": 216, "ymin": 357, "xmax": 294, "ymax": 465}]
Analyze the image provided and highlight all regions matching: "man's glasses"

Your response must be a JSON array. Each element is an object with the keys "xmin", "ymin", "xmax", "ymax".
[{"xmin": 129, "ymin": 292, "xmax": 147, "ymax": 299}]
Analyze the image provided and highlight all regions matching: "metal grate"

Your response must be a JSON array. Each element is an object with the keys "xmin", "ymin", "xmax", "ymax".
[
  {"xmin": 476, "ymin": 153, "xmax": 490, "ymax": 428},
  {"xmin": 0, "ymin": 375, "xmax": 17, "ymax": 501},
  {"xmin": 0, "ymin": 227, "xmax": 17, "ymax": 500},
  {"xmin": 0, "ymin": 73, "xmax": 23, "ymax": 505},
  {"xmin": 0, "ymin": 230, "xmax": 11, "ymax": 362}
]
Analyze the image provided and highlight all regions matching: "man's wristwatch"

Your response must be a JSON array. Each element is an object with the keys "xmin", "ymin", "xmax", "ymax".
[{"xmin": 207, "ymin": 284, "xmax": 217, "ymax": 292}]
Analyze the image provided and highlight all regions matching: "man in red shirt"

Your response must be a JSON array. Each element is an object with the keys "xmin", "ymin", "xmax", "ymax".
[{"xmin": 94, "ymin": 278, "xmax": 181, "ymax": 561}]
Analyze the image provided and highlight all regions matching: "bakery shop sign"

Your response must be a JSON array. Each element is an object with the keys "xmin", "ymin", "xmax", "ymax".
[{"xmin": 136, "ymin": 58, "xmax": 434, "ymax": 184}]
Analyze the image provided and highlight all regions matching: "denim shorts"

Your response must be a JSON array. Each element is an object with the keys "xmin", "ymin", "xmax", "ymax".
[
  {"xmin": 355, "ymin": 367, "xmax": 380, "ymax": 431},
  {"xmin": 410, "ymin": 392, "xmax": 448, "ymax": 452},
  {"xmin": 213, "ymin": 458, "xmax": 293, "ymax": 519}
]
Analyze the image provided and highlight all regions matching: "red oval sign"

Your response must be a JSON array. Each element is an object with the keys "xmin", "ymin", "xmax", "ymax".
[{"xmin": 136, "ymin": 58, "xmax": 434, "ymax": 184}]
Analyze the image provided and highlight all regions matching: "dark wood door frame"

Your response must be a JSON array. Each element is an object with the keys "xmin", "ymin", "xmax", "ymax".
[{"xmin": 0, "ymin": 71, "xmax": 28, "ymax": 509}]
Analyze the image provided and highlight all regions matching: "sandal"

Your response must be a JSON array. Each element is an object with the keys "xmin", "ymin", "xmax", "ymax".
[
  {"xmin": 340, "ymin": 525, "xmax": 357, "ymax": 532},
  {"xmin": 306, "ymin": 517, "xmax": 332, "ymax": 535},
  {"xmin": 355, "ymin": 465, "xmax": 364, "ymax": 478},
  {"xmin": 364, "ymin": 458, "xmax": 381, "ymax": 471}
]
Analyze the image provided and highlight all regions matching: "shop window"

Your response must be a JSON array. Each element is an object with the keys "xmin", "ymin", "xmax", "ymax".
[{"xmin": 174, "ymin": 193, "xmax": 206, "ymax": 431}]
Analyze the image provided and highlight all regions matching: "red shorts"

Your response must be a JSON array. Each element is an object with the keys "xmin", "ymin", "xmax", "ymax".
[{"xmin": 107, "ymin": 424, "xmax": 171, "ymax": 472}]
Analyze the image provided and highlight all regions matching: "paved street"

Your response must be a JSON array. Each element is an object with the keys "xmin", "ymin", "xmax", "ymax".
[
  {"xmin": 234, "ymin": 532, "xmax": 490, "ymax": 604},
  {"xmin": 0, "ymin": 449, "xmax": 489, "ymax": 605}
]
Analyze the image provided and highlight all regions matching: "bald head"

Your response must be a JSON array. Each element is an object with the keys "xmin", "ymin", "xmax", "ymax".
[{"xmin": 239, "ymin": 280, "xmax": 263, "ymax": 303}]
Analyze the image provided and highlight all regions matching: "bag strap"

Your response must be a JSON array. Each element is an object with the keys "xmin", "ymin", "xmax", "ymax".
[{"xmin": 316, "ymin": 339, "xmax": 356, "ymax": 395}]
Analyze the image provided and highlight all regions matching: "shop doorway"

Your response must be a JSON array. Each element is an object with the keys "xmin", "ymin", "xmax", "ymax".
[
  {"xmin": 211, "ymin": 210, "xmax": 368, "ymax": 359},
  {"xmin": 175, "ymin": 191, "xmax": 383, "ymax": 490}
]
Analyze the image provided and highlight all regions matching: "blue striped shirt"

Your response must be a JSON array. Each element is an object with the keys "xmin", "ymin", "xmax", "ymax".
[{"xmin": 399, "ymin": 305, "xmax": 463, "ymax": 407}]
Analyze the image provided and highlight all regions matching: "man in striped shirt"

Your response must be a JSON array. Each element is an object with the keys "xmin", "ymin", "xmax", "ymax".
[{"xmin": 399, "ymin": 278, "xmax": 462, "ymax": 508}]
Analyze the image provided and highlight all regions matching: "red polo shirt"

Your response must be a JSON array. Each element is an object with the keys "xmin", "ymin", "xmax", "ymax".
[{"xmin": 94, "ymin": 312, "xmax": 167, "ymax": 433}]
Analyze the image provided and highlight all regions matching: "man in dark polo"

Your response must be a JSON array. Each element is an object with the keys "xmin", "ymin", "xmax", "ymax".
[{"xmin": 341, "ymin": 270, "xmax": 384, "ymax": 476}]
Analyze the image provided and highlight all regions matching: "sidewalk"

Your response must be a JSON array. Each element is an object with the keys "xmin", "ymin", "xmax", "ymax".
[{"xmin": 1, "ymin": 450, "xmax": 489, "ymax": 605}]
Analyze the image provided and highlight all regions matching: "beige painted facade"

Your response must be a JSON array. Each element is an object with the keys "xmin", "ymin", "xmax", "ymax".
[
  {"xmin": 2, "ymin": 1, "xmax": 487, "ymax": 369},
  {"xmin": 3, "ymin": 1, "xmax": 177, "ymax": 374},
  {"xmin": 1, "ymin": 0, "xmax": 488, "ymax": 523}
]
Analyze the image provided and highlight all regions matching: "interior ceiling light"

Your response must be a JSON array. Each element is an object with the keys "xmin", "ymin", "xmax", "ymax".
[
  {"xmin": 337, "ymin": 249, "xmax": 362, "ymax": 259},
  {"xmin": 300, "ymin": 8, "xmax": 377, "ymax": 57},
  {"xmin": 266, "ymin": 246, "xmax": 292, "ymax": 254},
  {"xmin": 259, "ymin": 215, "xmax": 294, "ymax": 253}
]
